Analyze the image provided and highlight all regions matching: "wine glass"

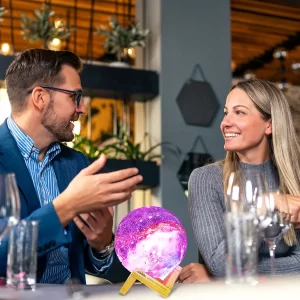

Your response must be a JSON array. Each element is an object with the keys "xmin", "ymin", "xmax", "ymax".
[
  {"xmin": 258, "ymin": 190, "xmax": 291, "ymax": 275},
  {"xmin": 226, "ymin": 170, "xmax": 270, "ymax": 218},
  {"xmin": 0, "ymin": 173, "xmax": 21, "ymax": 241}
]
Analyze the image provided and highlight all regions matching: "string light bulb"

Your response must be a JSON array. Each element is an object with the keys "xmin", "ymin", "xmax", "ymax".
[
  {"xmin": 127, "ymin": 47, "xmax": 135, "ymax": 58},
  {"xmin": 278, "ymin": 81, "xmax": 289, "ymax": 91},
  {"xmin": 243, "ymin": 71, "xmax": 256, "ymax": 80},
  {"xmin": 292, "ymin": 63, "xmax": 300, "ymax": 70},
  {"xmin": 0, "ymin": 43, "xmax": 11, "ymax": 55},
  {"xmin": 47, "ymin": 38, "xmax": 62, "ymax": 51},
  {"xmin": 273, "ymin": 48, "xmax": 287, "ymax": 60},
  {"xmin": 54, "ymin": 20, "xmax": 62, "ymax": 28}
]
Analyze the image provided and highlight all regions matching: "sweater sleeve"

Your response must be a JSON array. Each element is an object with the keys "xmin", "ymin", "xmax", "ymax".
[
  {"xmin": 188, "ymin": 165, "xmax": 226, "ymax": 277},
  {"xmin": 257, "ymin": 229, "xmax": 300, "ymax": 274}
]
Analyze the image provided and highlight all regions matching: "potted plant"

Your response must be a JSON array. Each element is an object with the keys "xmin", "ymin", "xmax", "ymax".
[
  {"xmin": 99, "ymin": 129, "xmax": 163, "ymax": 189},
  {"xmin": 70, "ymin": 130, "xmax": 162, "ymax": 189},
  {"xmin": 95, "ymin": 17, "xmax": 149, "ymax": 66},
  {"xmin": 20, "ymin": 4, "xmax": 75, "ymax": 49},
  {"xmin": 69, "ymin": 129, "xmax": 180, "ymax": 190},
  {"xmin": 70, "ymin": 134, "xmax": 102, "ymax": 159}
]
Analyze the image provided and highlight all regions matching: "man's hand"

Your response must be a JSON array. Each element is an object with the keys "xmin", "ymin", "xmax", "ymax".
[
  {"xmin": 179, "ymin": 263, "xmax": 212, "ymax": 283},
  {"xmin": 53, "ymin": 154, "xmax": 143, "ymax": 226},
  {"xmin": 73, "ymin": 207, "xmax": 113, "ymax": 251}
]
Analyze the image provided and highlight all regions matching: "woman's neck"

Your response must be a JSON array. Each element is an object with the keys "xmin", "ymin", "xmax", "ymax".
[{"xmin": 236, "ymin": 149, "xmax": 270, "ymax": 165}]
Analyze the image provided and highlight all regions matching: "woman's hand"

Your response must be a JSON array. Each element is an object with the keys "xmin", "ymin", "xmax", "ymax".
[
  {"xmin": 272, "ymin": 193, "xmax": 300, "ymax": 224},
  {"xmin": 178, "ymin": 263, "xmax": 212, "ymax": 283},
  {"xmin": 280, "ymin": 194, "xmax": 300, "ymax": 223}
]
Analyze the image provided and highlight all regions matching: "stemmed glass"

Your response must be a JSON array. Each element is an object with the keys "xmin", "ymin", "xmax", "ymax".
[
  {"xmin": 227, "ymin": 170, "xmax": 291, "ymax": 277},
  {"xmin": 226, "ymin": 170, "xmax": 270, "ymax": 217},
  {"xmin": 0, "ymin": 173, "xmax": 21, "ymax": 241},
  {"xmin": 258, "ymin": 190, "xmax": 291, "ymax": 275}
]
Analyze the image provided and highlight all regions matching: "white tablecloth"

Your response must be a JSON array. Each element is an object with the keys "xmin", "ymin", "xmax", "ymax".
[{"xmin": 0, "ymin": 277, "xmax": 298, "ymax": 300}]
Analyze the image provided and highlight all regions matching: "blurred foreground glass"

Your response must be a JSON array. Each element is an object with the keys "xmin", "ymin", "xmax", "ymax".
[
  {"xmin": 6, "ymin": 220, "xmax": 39, "ymax": 291},
  {"xmin": 225, "ymin": 211, "xmax": 258, "ymax": 285},
  {"xmin": 224, "ymin": 170, "xmax": 266, "ymax": 285},
  {"xmin": 0, "ymin": 173, "xmax": 20, "ymax": 241}
]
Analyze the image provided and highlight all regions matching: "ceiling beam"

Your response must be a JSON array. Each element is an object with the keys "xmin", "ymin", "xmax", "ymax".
[{"xmin": 233, "ymin": 31, "xmax": 300, "ymax": 77}]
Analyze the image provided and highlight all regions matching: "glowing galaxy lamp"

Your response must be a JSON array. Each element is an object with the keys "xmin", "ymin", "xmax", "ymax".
[{"xmin": 116, "ymin": 206, "xmax": 187, "ymax": 298}]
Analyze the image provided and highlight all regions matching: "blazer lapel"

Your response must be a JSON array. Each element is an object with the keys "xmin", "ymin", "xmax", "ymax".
[
  {"xmin": 53, "ymin": 151, "xmax": 74, "ymax": 193},
  {"xmin": 0, "ymin": 121, "xmax": 40, "ymax": 214},
  {"xmin": 53, "ymin": 147, "xmax": 86, "ymax": 284}
]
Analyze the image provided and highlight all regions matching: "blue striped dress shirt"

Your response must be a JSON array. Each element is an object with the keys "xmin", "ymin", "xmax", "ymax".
[
  {"xmin": 7, "ymin": 117, "xmax": 114, "ymax": 283},
  {"xmin": 7, "ymin": 117, "xmax": 71, "ymax": 283}
]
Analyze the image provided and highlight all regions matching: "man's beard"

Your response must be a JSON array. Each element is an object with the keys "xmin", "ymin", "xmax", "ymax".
[{"xmin": 41, "ymin": 98, "xmax": 77, "ymax": 142}]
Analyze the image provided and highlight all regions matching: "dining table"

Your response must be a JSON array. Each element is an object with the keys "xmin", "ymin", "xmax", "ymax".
[{"xmin": 0, "ymin": 276, "xmax": 298, "ymax": 300}]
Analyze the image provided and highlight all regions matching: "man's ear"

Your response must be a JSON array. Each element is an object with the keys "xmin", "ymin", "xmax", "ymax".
[
  {"xmin": 265, "ymin": 119, "xmax": 272, "ymax": 135},
  {"xmin": 30, "ymin": 87, "xmax": 48, "ymax": 111}
]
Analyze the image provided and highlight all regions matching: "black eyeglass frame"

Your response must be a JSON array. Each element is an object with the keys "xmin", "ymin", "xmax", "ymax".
[{"xmin": 27, "ymin": 85, "xmax": 83, "ymax": 106}]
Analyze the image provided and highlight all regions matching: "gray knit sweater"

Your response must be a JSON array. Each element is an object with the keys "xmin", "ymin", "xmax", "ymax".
[{"xmin": 188, "ymin": 160, "xmax": 300, "ymax": 277}]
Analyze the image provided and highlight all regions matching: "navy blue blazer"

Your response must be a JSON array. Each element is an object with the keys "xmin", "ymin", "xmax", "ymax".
[{"xmin": 0, "ymin": 121, "xmax": 129, "ymax": 283}]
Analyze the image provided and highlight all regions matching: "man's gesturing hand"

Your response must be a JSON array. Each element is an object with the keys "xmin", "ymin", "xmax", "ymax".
[{"xmin": 53, "ymin": 154, "xmax": 143, "ymax": 226}]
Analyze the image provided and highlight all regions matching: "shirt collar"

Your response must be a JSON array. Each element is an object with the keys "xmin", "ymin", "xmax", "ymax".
[{"xmin": 7, "ymin": 116, "xmax": 61, "ymax": 160}]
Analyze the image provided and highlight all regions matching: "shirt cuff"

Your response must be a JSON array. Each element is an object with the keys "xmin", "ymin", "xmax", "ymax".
[{"xmin": 89, "ymin": 247, "xmax": 114, "ymax": 273}]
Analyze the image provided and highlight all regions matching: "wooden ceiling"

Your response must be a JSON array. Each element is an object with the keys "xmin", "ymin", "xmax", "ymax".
[
  {"xmin": 0, "ymin": 0, "xmax": 135, "ymax": 60},
  {"xmin": 1, "ymin": 0, "xmax": 300, "ymax": 85},
  {"xmin": 232, "ymin": 0, "xmax": 300, "ymax": 85}
]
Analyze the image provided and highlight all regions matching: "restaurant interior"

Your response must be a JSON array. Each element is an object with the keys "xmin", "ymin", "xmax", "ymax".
[{"xmin": 1, "ymin": 0, "xmax": 300, "ymax": 297}]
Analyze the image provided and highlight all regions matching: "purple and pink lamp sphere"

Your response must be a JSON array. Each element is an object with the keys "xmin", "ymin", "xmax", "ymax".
[{"xmin": 115, "ymin": 206, "xmax": 187, "ymax": 280}]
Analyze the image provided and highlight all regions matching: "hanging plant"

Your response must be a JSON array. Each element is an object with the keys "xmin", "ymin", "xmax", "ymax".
[
  {"xmin": 20, "ymin": 4, "xmax": 75, "ymax": 49},
  {"xmin": 95, "ymin": 17, "xmax": 149, "ymax": 62}
]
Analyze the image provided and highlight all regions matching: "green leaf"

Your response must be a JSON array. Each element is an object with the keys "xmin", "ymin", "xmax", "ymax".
[
  {"xmin": 146, "ymin": 154, "xmax": 163, "ymax": 161},
  {"xmin": 20, "ymin": 3, "xmax": 75, "ymax": 45},
  {"xmin": 95, "ymin": 17, "xmax": 149, "ymax": 53}
]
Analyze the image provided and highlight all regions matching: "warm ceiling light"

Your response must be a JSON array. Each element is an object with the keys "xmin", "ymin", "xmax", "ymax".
[
  {"xmin": 278, "ymin": 81, "xmax": 289, "ymax": 91},
  {"xmin": 47, "ymin": 38, "xmax": 62, "ymax": 51},
  {"xmin": 292, "ymin": 63, "xmax": 300, "ymax": 70},
  {"xmin": 244, "ymin": 71, "xmax": 256, "ymax": 80},
  {"xmin": 273, "ymin": 48, "xmax": 287, "ymax": 60},
  {"xmin": 1, "ymin": 43, "xmax": 11, "ymax": 55}
]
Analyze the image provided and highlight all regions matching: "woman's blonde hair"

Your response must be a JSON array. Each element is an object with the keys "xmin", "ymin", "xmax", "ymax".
[{"xmin": 223, "ymin": 79, "xmax": 300, "ymax": 245}]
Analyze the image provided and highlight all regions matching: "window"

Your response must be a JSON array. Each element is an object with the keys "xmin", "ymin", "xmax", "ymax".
[{"xmin": 0, "ymin": 89, "xmax": 11, "ymax": 125}]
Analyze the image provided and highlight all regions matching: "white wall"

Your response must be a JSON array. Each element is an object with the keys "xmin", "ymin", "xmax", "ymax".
[{"xmin": 135, "ymin": 0, "xmax": 231, "ymax": 265}]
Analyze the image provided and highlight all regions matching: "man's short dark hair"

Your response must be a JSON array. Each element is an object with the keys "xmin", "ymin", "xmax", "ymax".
[{"xmin": 5, "ymin": 48, "xmax": 83, "ymax": 114}]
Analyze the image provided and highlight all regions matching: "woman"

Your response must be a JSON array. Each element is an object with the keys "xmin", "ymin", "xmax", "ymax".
[{"xmin": 179, "ymin": 79, "xmax": 300, "ymax": 283}]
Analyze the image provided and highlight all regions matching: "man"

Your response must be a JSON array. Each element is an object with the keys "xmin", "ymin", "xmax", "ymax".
[{"xmin": 0, "ymin": 49, "xmax": 142, "ymax": 284}]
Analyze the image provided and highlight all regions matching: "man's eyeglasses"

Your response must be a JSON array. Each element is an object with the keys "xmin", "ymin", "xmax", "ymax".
[{"xmin": 27, "ymin": 86, "xmax": 83, "ymax": 106}]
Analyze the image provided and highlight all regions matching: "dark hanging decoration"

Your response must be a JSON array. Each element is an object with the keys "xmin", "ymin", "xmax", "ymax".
[
  {"xmin": 177, "ymin": 136, "xmax": 214, "ymax": 193},
  {"xmin": 176, "ymin": 64, "xmax": 219, "ymax": 127}
]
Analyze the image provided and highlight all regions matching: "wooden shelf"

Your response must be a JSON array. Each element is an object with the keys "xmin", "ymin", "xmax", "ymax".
[
  {"xmin": 0, "ymin": 55, "xmax": 159, "ymax": 102},
  {"xmin": 81, "ymin": 63, "xmax": 159, "ymax": 101}
]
